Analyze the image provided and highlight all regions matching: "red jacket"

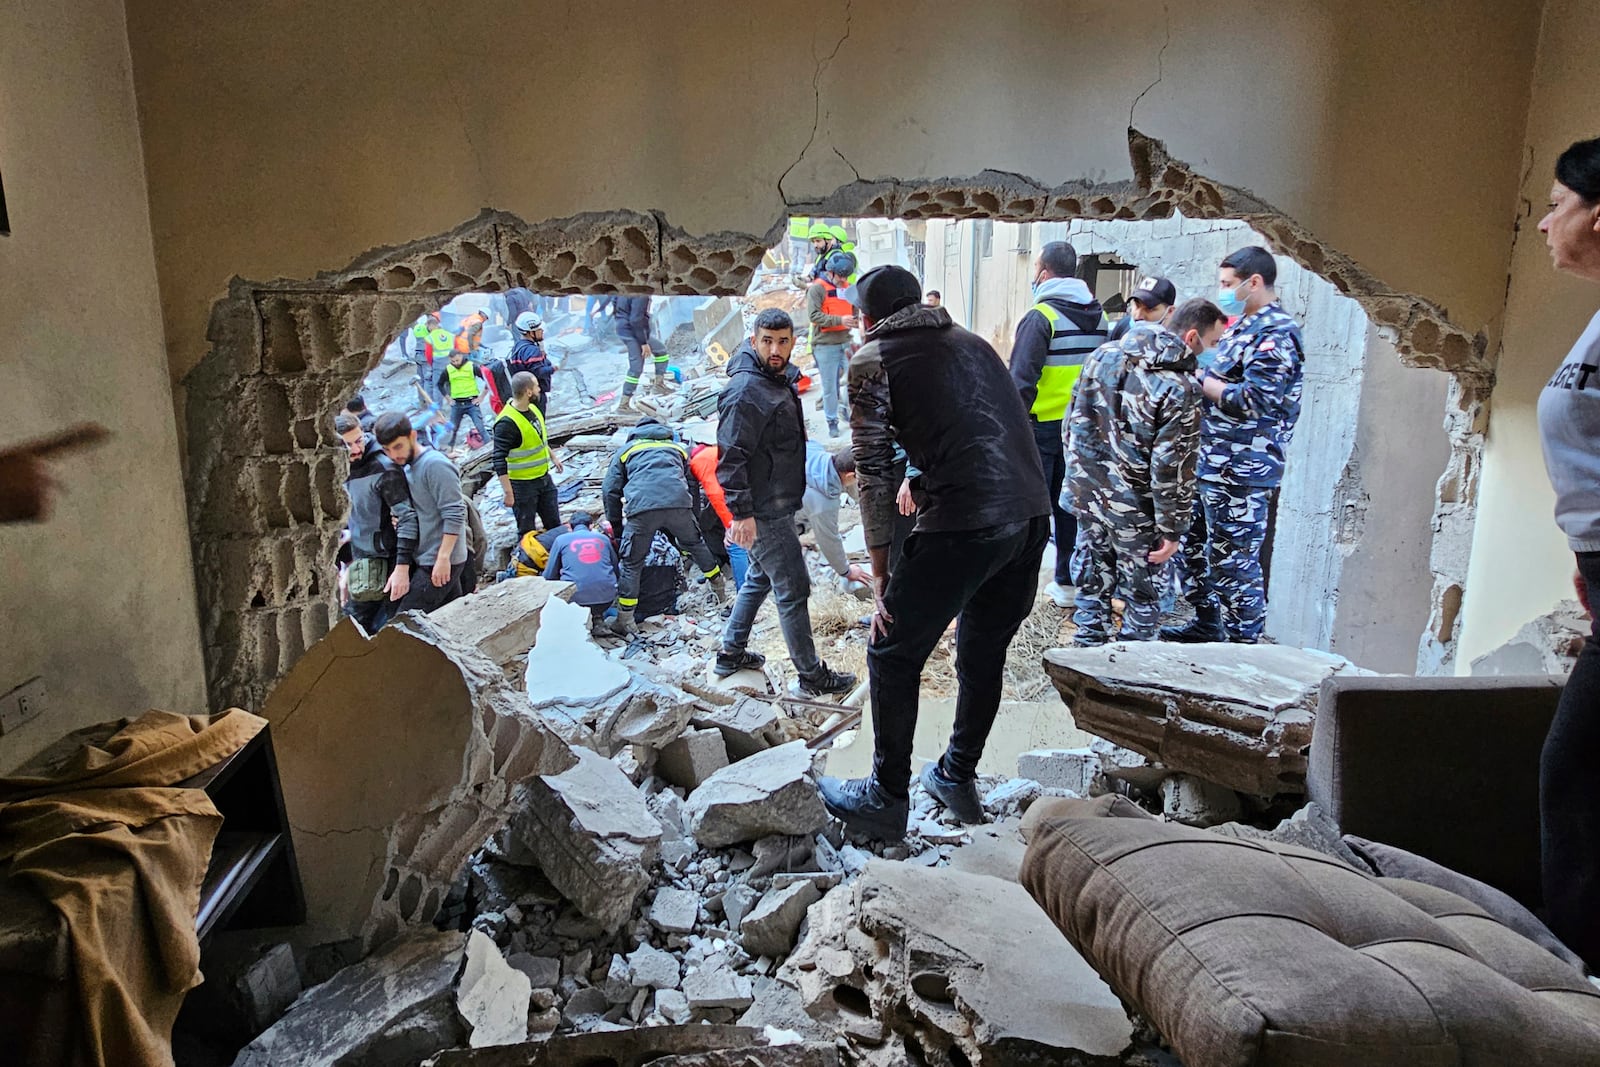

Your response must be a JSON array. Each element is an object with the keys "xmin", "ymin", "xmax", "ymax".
[{"xmin": 689, "ymin": 445, "xmax": 734, "ymax": 527}]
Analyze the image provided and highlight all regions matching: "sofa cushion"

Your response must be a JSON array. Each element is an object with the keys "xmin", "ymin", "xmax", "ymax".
[{"xmin": 1021, "ymin": 812, "xmax": 1600, "ymax": 1067}]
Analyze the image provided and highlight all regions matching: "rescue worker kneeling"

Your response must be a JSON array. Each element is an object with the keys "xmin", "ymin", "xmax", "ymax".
[
  {"xmin": 543, "ymin": 512, "xmax": 620, "ymax": 637},
  {"xmin": 602, "ymin": 418, "xmax": 728, "ymax": 634}
]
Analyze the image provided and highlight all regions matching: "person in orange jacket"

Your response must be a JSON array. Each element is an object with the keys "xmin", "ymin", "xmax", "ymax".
[{"xmin": 688, "ymin": 441, "xmax": 748, "ymax": 590}]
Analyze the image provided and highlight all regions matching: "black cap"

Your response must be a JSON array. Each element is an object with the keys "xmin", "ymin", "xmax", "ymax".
[
  {"xmin": 1129, "ymin": 275, "xmax": 1177, "ymax": 308},
  {"xmin": 841, "ymin": 265, "xmax": 923, "ymax": 321}
]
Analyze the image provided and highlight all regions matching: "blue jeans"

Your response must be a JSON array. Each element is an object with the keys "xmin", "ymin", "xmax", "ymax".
[
  {"xmin": 813, "ymin": 341, "xmax": 849, "ymax": 425},
  {"xmin": 726, "ymin": 542, "xmax": 750, "ymax": 589},
  {"xmin": 445, "ymin": 399, "xmax": 488, "ymax": 447},
  {"xmin": 720, "ymin": 515, "xmax": 820, "ymax": 676}
]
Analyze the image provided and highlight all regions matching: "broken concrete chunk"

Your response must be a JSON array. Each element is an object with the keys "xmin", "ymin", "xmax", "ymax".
[
  {"xmin": 1017, "ymin": 748, "xmax": 1098, "ymax": 795},
  {"xmin": 657, "ymin": 726, "xmax": 731, "ymax": 791},
  {"xmin": 651, "ymin": 887, "xmax": 702, "ymax": 934},
  {"xmin": 507, "ymin": 746, "xmax": 662, "ymax": 932},
  {"xmin": 628, "ymin": 943, "xmax": 682, "ymax": 991},
  {"xmin": 692, "ymin": 696, "xmax": 783, "ymax": 760},
  {"xmin": 525, "ymin": 596, "xmax": 632, "ymax": 706},
  {"xmin": 1044, "ymin": 643, "xmax": 1366, "ymax": 795},
  {"xmin": 739, "ymin": 880, "xmax": 823, "ymax": 958},
  {"xmin": 683, "ymin": 962, "xmax": 755, "ymax": 1013},
  {"xmin": 458, "ymin": 930, "xmax": 533, "ymax": 1048},
  {"xmin": 687, "ymin": 742, "xmax": 829, "ymax": 848},
  {"xmin": 228, "ymin": 941, "xmax": 302, "ymax": 1033},
  {"xmin": 720, "ymin": 883, "xmax": 760, "ymax": 930},
  {"xmin": 563, "ymin": 985, "xmax": 609, "ymax": 1024},
  {"xmin": 235, "ymin": 929, "xmax": 466, "ymax": 1067},
  {"xmin": 505, "ymin": 953, "xmax": 561, "ymax": 990},
  {"xmin": 430, "ymin": 577, "xmax": 573, "ymax": 670},
  {"xmin": 1470, "ymin": 598, "xmax": 1588, "ymax": 676},
  {"xmin": 1161, "ymin": 773, "xmax": 1243, "ymax": 827},
  {"xmin": 598, "ymin": 681, "xmax": 698, "ymax": 751},
  {"xmin": 655, "ymin": 989, "xmax": 691, "ymax": 1025}
]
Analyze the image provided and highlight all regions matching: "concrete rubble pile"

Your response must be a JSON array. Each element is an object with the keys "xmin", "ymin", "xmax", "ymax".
[{"xmin": 1469, "ymin": 598, "xmax": 1589, "ymax": 677}]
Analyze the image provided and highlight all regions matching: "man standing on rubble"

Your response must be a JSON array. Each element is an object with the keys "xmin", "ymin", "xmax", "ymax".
[
  {"xmin": 335, "ymin": 412, "xmax": 411, "ymax": 632},
  {"xmin": 816, "ymin": 266, "xmax": 1049, "ymax": 840},
  {"xmin": 1009, "ymin": 241, "xmax": 1110, "ymax": 609},
  {"xmin": 614, "ymin": 295, "xmax": 673, "ymax": 410},
  {"xmin": 507, "ymin": 312, "xmax": 555, "ymax": 414},
  {"xmin": 1065, "ymin": 298, "xmax": 1226, "ymax": 645},
  {"xmin": 808, "ymin": 251, "xmax": 860, "ymax": 438},
  {"xmin": 494, "ymin": 371, "xmax": 562, "ymax": 537},
  {"xmin": 437, "ymin": 348, "xmax": 490, "ymax": 451},
  {"xmin": 376, "ymin": 412, "xmax": 471, "ymax": 614},
  {"xmin": 603, "ymin": 418, "xmax": 727, "ymax": 635},
  {"xmin": 716, "ymin": 308, "xmax": 857, "ymax": 697},
  {"xmin": 1162, "ymin": 246, "xmax": 1305, "ymax": 644}
]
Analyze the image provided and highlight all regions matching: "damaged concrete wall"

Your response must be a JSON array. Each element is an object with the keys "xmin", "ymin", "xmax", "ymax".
[
  {"xmin": 0, "ymin": 0, "xmax": 206, "ymax": 769},
  {"xmin": 1457, "ymin": 0, "xmax": 1600, "ymax": 670}
]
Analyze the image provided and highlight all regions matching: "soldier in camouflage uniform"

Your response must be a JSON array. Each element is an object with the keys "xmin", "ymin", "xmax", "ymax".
[
  {"xmin": 1063, "ymin": 299, "xmax": 1229, "ymax": 644},
  {"xmin": 1164, "ymin": 246, "xmax": 1306, "ymax": 644}
]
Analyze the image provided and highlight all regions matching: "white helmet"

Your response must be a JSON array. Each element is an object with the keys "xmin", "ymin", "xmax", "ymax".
[{"xmin": 514, "ymin": 311, "xmax": 544, "ymax": 332}]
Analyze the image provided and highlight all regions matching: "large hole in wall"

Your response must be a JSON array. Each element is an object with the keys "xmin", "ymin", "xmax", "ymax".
[{"xmin": 182, "ymin": 134, "xmax": 1491, "ymax": 712}]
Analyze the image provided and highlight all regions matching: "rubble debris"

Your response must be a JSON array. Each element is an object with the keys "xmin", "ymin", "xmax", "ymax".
[
  {"xmin": 692, "ymin": 696, "xmax": 783, "ymax": 760},
  {"xmin": 506, "ymin": 952, "xmax": 561, "ymax": 990},
  {"xmin": 1044, "ymin": 643, "xmax": 1367, "ymax": 795},
  {"xmin": 422, "ymin": 1024, "xmax": 837, "ymax": 1067},
  {"xmin": 431, "ymin": 577, "xmax": 574, "ymax": 671},
  {"xmin": 628, "ymin": 943, "xmax": 682, "ymax": 991},
  {"xmin": 457, "ymin": 930, "xmax": 533, "ymax": 1048},
  {"xmin": 683, "ymin": 958, "xmax": 756, "ymax": 1014},
  {"xmin": 687, "ymin": 742, "xmax": 829, "ymax": 848},
  {"xmin": 525, "ymin": 596, "xmax": 632, "ymax": 706},
  {"xmin": 507, "ymin": 746, "xmax": 662, "ymax": 932},
  {"xmin": 235, "ymin": 929, "xmax": 467, "ymax": 1067},
  {"xmin": 1160, "ymin": 774, "xmax": 1243, "ymax": 828},
  {"xmin": 650, "ymin": 887, "xmax": 703, "ymax": 934},
  {"xmin": 780, "ymin": 862, "xmax": 1132, "ymax": 1065},
  {"xmin": 740, "ymin": 881, "xmax": 823, "ymax": 958},
  {"xmin": 1470, "ymin": 598, "xmax": 1588, "ymax": 677},
  {"xmin": 1017, "ymin": 747, "xmax": 1099, "ymax": 795},
  {"xmin": 657, "ymin": 726, "xmax": 731, "ymax": 790},
  {"xmin": 1210, "ymin": 801, "xmax": 1372, "ymax": 871},
  {"xmin": 261, "ymin": 612, "xmax": 573, "ymax": 952}
]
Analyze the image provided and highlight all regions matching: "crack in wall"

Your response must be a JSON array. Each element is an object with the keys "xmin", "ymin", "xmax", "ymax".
[
  {"xmin": 183, "ymin": 131, "xmax": 1487, "ymax": 708},
  {"xmin": 1128, "ymin": 1, "xmax": 1172, "ymax": 130},
  {"xmin": 777, "ymin": 0, "xmax": 855, "ymax": 207}
]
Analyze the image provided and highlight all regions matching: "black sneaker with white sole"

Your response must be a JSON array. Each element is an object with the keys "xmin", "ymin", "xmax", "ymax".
[
  {"xmin": 713, "ymin": 648, "xmax": 766, "ymax": 677},
  {"xmin": 816, "ymin": 774, "xmax": 909, "ymax": 841},
  {"xmin": 791, "ymin": 664, "xmax": 856, "ymax": 697}
]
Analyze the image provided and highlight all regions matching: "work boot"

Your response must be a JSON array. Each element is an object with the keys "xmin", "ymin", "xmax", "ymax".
[
  {"xmin": 610, "ymin": 607, "xmax": 638, "ymax": 636},
  {"xmin": 791, "ymin": 663, "xmax": 857, "ymax": 698},
  {"xmin": 1160, "ymin": 604, "xmax": 1225, "ymax": 643},
  {"xmin": 653, "ymin": 374, "xmax": 678, "ymax": 393},
  {"xmin": 817, "ymin": 775, "xmax": 909, "ymax": 841},
  {"xmin": 708, "ymin": 573, "xmax": 729, "ymax": 601},
  {"xmin": 919, "ymin": 760, "xmax": 985, "ymax": 825},
  {"xmin": 616, "ymin": 392, "xmax": 635, "ymax": 413},
  {"xmin": 714, "ymin": 648, "xmax": 766, "ymax": 677},
  {"xmin": 827, "ymin": 420, "xmax": 840, "ymax": 438}
]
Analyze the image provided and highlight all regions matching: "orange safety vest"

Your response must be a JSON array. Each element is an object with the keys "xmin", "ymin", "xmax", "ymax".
[{"xmin": 817, "ymin": 278, "xmax": 853, "ymax": 335}]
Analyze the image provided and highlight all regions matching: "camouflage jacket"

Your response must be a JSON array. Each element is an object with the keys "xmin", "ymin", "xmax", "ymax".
[
  {"xmin": 1063, "ymin": 326, "xmax": 1203, "ymax": 539},
  {"xmin": 1198, "ymin": 302, "xmax": 1305, "ymax": 487}
]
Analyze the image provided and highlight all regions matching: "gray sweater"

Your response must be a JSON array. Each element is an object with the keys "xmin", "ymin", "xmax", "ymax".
[
  {"xmin": 397, "ymin": 446, "xmax": 469, "ymax": 568},
  {"xmin": 1539, "ymin": 308, "xmax": 1600, "ymax": 552}
]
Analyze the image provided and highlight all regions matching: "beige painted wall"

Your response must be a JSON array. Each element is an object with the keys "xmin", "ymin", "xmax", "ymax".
[
  {"xmin": 0, "ymin": 0, "xmax": 206, "ymax": 768},
  {"xmin": 124, "ymin": 0, "xmax": 1540, "ymax": 393},
  {"xmin": 1458, "ymin": 0, "xmax": 1600, "ymax": 668}
]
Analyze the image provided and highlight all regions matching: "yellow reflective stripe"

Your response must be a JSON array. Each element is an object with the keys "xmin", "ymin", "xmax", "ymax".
[
  {"xmin": 618, "ymin": 597, "xmax": 639, "ymax": 607},
  {"xmin": 703, "ymin": 566, "xmax": 720, "ymax": 578},
  {"xmin": 620, "ymin": 439, "xmax": 688, "ymax": 464}
]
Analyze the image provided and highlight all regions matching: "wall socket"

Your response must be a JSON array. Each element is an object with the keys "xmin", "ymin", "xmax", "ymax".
[{"xmin": 0, "ymin": 676, "xmax": 46, "ymax": 735}]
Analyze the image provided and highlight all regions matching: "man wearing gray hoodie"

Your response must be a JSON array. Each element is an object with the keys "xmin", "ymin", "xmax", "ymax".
[
  {"xmin": 1009, "ymin": 241, "xmax": 1109, "ymax": 607},
  {"xmin": 376, "ymin": 412, "xmax": 471, "ymax": 615}
]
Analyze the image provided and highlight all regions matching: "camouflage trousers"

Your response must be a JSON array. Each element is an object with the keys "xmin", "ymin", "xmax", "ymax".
[
  {"xmin": 1179, "ymin": 481, "xmax": 1273, "ymax": 641},
  {"xmin": 1069, "ymin": 516, "xmax": 1162, "ymax": 644}
]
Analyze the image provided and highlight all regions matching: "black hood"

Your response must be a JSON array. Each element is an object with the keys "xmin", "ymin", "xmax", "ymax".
[
  {"xmin": 627, "ymin": 418, "xmax": 675, "ymax": 442},
  {"xmin": 730, "ymin": 341, "xmax": 802, "ymax": 386}
]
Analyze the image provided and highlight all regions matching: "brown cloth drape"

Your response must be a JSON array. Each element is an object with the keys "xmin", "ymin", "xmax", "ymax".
[{"xmin": 0, "ymin": 708, "xmax": 266, "ymax": 1067}]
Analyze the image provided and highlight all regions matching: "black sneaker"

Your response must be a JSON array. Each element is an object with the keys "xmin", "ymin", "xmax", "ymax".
[
  {"xmin": 919, "ymin": 761, "xmax": 984, "ymax": 825},
  {"xmin": 792, "ymin": 664, "xmax": 856, "ymax": 697},
  {"xmin": 714, "ymin": 648, "xmax": 766, "ymax": 677},
  {"xmin": 817, "ymin": 775, "xmax": 909, "ymax": 841}
]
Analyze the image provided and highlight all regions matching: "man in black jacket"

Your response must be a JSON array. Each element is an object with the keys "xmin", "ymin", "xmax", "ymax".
[
  {"xmin": 817, "ymin": 266, "xmax": 1051, "ymax": 840},
  {"xmin": 716, "ymin": 308, "xmax": 855, "ymax": 697},
  {"xmin": 603, "ymin": 418, "xmax": 727, "ymax": 634},
  {"xmin": 614, "ymin": 296, "xmax": 673, "ymax": 410},
  {"xmin": 335, "ymin": 412, "xmax": 411, "ymax": 632}
]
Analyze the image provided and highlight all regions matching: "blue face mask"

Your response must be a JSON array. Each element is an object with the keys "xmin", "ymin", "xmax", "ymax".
[
  {"xmin": 1216, "ymin": 284, "xmax": 1246, "ymax": 317},
  {"xmin": 1196, "ymin": 346, "xmax": 1220, "ymax": 371}
]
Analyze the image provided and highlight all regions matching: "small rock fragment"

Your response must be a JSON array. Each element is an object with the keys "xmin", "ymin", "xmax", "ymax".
[
  {"xmin": 650, "ymin": 887, "xmax": 701, "ymax": 933},
  {"xmin": 740, "ymin": 881, "xmax": 823, "ymax": 958}
]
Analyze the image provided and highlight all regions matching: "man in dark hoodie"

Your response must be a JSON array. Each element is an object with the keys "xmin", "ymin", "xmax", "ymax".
[
  {"xmin": 613, "ymin": 295, "xmax": 673, "ymax": 410},
  {"xmin": 335, "ymin": 412, "xmax": 411, "ymax": 632},
  {"xmin": 1009, "ymin": 240, "xmax": 1109, "ymax": 609},
  {"xmin": 508, "ymin": 312, "xmax": 555, "ymax": 414},
  {"xmin": 603, "ymin": 418, "xmax": 727, "ymax": 634},
  {"xmin": 1063, "ymin": 298, "xmax": 1226, "ymax": 645},
  {"xmin": 716, "ymin": 308, "xmax": 857, "ymax": 698},
  {"xmin": 815, "ymin": 266, "xmax": 1050, "ymax": 840}
]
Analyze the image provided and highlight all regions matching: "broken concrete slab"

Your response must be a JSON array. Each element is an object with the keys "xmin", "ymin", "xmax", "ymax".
[
  {"xmin": 719, "ymin": 883, "xmax": 760, "ymax": 930},
  {"xmin": 650, "ymin": 887, "xmax": 702, "ymax": 934},
  {"xmin": 430, "ymin": 576, "xmax": 573, "ymax": 671},
  {"xmin": 1017, "ymin": 747, "xmax": 1098, "ymax": 795},
  {"xmin": 687, "ymin": 742, "xmax": 829, "ymax": 848},
  {"xmin": 780, "ymin": 862, "xmax": 1131, "ymax": 1065},
  {"xmin": 525, "ymin": 595, "xmax": 632, "ymax": 706},
  {"xmin": 596, "ymin": 680, "xmax": 699, "ymax": 752},
  {"xmin": 657, "ymin": 726, "xmax": 731, "ymax": 791},
  {"xmin": 628, "ymin": 943, "xmax": 682, "ymax": 991},
  {"xmin": 235, "ymin": 928, "xmax": 466, "ymax": 1067},
  {"xmin": 739, "ymin": 880, "xmax": 823, "ymax": 958},
  {"xmin": 692, "ymin": 696, "xmax": 783, "ymax": 761},
  {"xmin": 261, "ymin": 615, "xmax": 574, "ymax": 952},
  {"xmin": 505, "ymin": 952, "xmax": 560, "ymax": 990},
  {"xmin": 1470, "ymin": 598, "xmax": 1588, "ymax": 677},
  {"xmin": 422, "ymin": 1024, "xmax": 830, "ymax": 1067},
  {"xmin": 1044, "ymin": 642, "xmax": 1368, "ymax": 795},
  {"xmin": 505, "ymin": 746, "xmax": 661, "ymax": 932},
  {"xmin": 1160, "ymin": 773, "xmax": 1243, "ymax": 827},
  {"xmin": 703, "ymin": 665, "xmax": 776, "ymax": 699},
  {"xmin": 683, "ymin": 960, "xmax": 755, "ymax": 1013},
  {"xmin": 457, "ymin": 930, "xmax": 532, "ymax": 1048}
]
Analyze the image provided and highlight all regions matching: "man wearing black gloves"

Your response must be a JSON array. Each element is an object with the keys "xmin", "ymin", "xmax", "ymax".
[{"xmin": 817, "ymin": 266, "xmax": 1051, "ymax": 840}]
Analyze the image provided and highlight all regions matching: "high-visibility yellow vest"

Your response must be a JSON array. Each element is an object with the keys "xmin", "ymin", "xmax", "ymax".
[
  {"xmin": 426, "ymin": 325, "xmax": 455, "ymax": 358},
  {"xmin": 1029, "ymin": 303, "xmax": 1108, "ymax": 421},
  {"xmin": 789, "ymin": 217, "xmax": 812, "ymax": 238},
  {"xmin": 497, "ymin": 404, "xmax": 551, "ymax": 480},
  {"xmin": 447, "ymin": 361, "xmax": 481, "ymax": 399}
]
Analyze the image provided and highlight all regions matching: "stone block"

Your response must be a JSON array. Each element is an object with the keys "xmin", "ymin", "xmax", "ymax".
[
  {"xmin": 506, "ymin": 953, "xmax": 561, "ymax": 990},
  {"xmin": 692, "ymin": 696, "xmax": 782, "ymax": 760},
  {"xmin": 650, "ymin": 887, "xmax": 701, "ymax": 934},
  {"xmin": 508, "ymin": 746, "xmax": 662, "ymax": 932},
  {"xmin": 686, "ymin": 742, "xmax": 828, "ymax": 848},
  {"xmin": 430, "ymin": 577, "xmax": 574, "ymax": 670},
  {"xmin": 1044, "ymin": 643, "xmax": 1366, "ymax": 795},
  {"xmin": 458, "ymin": 930, "xmax": 533, "ymax": 1048},
  {"xmin": 683, "ymin": 962, "xmax": 755, "ymax": 1013},
  {"xmin": 1017, "ymin": 748, "xmax": 1098, "ymax": 795},
  {"xmin": 1160, "ymin": 774, "xmax": 1243, "ymax": 828},
  {"xmin": 627, "ymin": 943, "xmax": 682, "ymax": 991},
  {"xmin": 656, "ymin": 726, "xmax": 731, "ymax": 790},
  {"xmin": 739, "ymin": 880, "xmax": 823, "ymax": 958}
]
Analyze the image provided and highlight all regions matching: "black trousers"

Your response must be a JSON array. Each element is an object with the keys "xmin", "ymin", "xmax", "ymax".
[
  {"xmin": 867, "ymin": 516, "xmax": 1049, "ymax": 797},
  {"xmin": 510, "ymin": 474, "xmax": 561, "ymax": 536},
  {"xmin": 1032, "ymin": 419, "xmax": 1076, "ymax": 585},
  {"xmin": 1542, "ymin": 549, "xmax": 1600, "ymax": 969},
  {"xmin": 392, "ymin": 562, "xmax": 464, "ymax": 616}
]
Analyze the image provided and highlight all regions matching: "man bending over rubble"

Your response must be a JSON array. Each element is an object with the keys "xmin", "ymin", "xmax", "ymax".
[
  {"xmin": 603, "ymin": 418, "xmax": 727, "ymax": 635},
  {"xmin": 715, "ymin": 308, "xmax": 856, "ymax": 698},
  {"xmin": 816, "ymin": 266, "xmax": 1050, "ymax": 840}
]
